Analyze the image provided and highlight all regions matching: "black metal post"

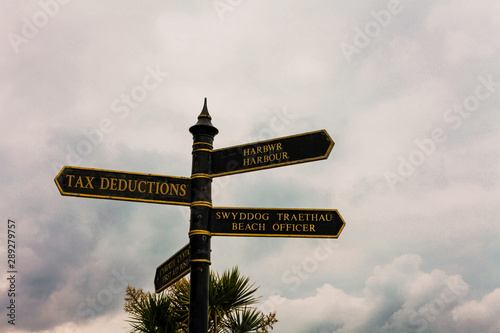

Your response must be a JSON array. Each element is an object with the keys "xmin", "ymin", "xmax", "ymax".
[{"xmin": 188, "ymin": 98, "xmax": 218, "ymax": 332}]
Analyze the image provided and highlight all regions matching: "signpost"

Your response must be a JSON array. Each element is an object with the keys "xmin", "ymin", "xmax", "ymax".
[
  {"xmin": 154, "ymin": 244, "xmax": 190, "ymax": 293},
  {"xmin": 54, "ymin": 98, "xmax": 346, "ymax": 333},
  {"xmin": 210, "ymin": 207, "xmax": 345, "ymax": 238}
]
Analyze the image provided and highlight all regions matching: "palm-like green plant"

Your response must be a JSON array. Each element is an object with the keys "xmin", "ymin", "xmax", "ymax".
[
  {"xmin": 222, "ymin": 307, "xmax": 278, "ymax": 333},
  {"xmin": 166, "ymin": 277, "xmax": 190, "ymax": 331},
  {"xmin": 124, "ymin": 286, "xmax": 179, "ymax": 333},
  {"xmin": 209, "ymin": 267, "xmax": 259, "ymax": 332},
  {"xmin": 124, "ymin": 267, "xmax": 277, "ymax": 333},
  {"xmin": 222, "ymin": 307, "xmax": 263, "ymax": 333}
]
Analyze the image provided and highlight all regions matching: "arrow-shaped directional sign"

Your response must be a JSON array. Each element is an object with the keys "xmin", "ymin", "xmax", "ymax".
[
  {"xmin": 210, "ymin": 207, "xmax": 345, "ymax": 238},
  {"xmin": 210, "ymin": 130, "xmax": 334, "ymax": 177},
  {"xmin": 54, "ymin": 166, "xmax": 192, "ymax": 205},
  {"xmin": 155, "ymin": 244, "xmax": 190, "ymax": 293}
]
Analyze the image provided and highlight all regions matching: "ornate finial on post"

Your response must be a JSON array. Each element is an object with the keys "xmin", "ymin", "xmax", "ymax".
[{"xmin": 189, "ymin": 98, "xmax": 219, "ymax": 136}]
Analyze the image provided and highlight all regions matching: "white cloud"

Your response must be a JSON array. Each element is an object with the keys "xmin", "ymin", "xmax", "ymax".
[
  {"xmin": 452, "ymin": 288, "xmax": 500, "ymax": 332},
  {"xmin": 268, "ymin": 254, "xmax": 476, "ymax": 333}
]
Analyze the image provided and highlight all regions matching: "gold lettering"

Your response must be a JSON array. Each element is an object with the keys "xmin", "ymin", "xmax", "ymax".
[
  {"xmin": 100, "ymin": 177, "xmax": 110, "ymax": 189},
  {"xmin": 257, "ymin": 156, "xmax": 262, "ymax": 164},
  {"xmin": 291, "ymin": 214, "xmax": 297, "ymax": 221},
  {"xmin": 276, "ymin": 142, "xmax": 282, "ymax": 150},
  {"xmin": 75, "ymin": 176, "xmax": 84, "ymax": 188},
  {"xmin": 243, "ymin": 148, "xmax": 250, "ymax": 156},
  {"xmin": 118, "ymin": 179, "xmax": 127, "ymax": 191},
  {"xmin": 309, "ymin": 224, "xmax": 316, "ymax": 232},
  {"xmin": 283, "ymin": 214, "xmax": 290, "ymax": 221},
  {"xmin": 243, "ymin": 158, "xmax": 249, "ymax": 167},
  {"xmin": 170, "ymin": 183, "xmax": 179, "ymax": 196},
  {"xmin": 232, "ymin": 223, "xmax": 238, "ymax": 230},
  {"xmin": 296, "ymin": 224, "xmax": 302, "ymax": 232},
  {"xmin": 277, "ymin": 213, "xmax": 283, "ymax": 221},
  {"xmin": 311, "ymin": 214, "xmax": 318, "ymax": 221},
  {"xmin": 148, "ymin": 181, "xmax": 155, "ymax": 194},
  {"xmin": 219, "ymin": 211, "xmax": 230, "ymax": 219},
  {"xmin": 65, "ymin": 174, "xmax": 75, "ymax": 187},
  {"xmin": 160, "ymin": 183, "xmax": 169, "ymax": 195},
  {"xmin": 231, "ymin": 212, "xmax": 238, "ymax": 220},
  {"xmin": 256, "ymin": 146, "xmax": 262, "ymax": 154},
  {"xmin": 110, "ymin": 178, "xmax": 117, "ymax": 190},
  {"xmin": 85, "ymin": 176, "xmax": 94, "ymax": 189},
  {"xmin": 180, "ymin": 249, "xmax": 189, "ymax": 259},
  {"xmin": 282, "ymin": 151, "xmax": 288, "ymax": 160},
  {"xmin": 326, "ymin": 214, "xmax": 333, "ymax": 221},
  {"xmin": 319, "ymin": 215, "xmax": 325, "ymax": 222},
  {"xmin": 179, "ymin": 184, "xmax": 187, "ymax": 197},
  {"xmin": 128, "ymin": 180, "xmax": 137, "ymax": 192},
  {"xmin": 263, "ymin": 145, "xmax": 268, "ymax": 153},
  {"xmin": 138, "ymin": 181, "xmax": 147, "ymax": 193}
]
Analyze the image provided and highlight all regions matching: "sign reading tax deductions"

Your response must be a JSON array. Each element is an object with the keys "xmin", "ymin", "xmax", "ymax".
[
  {"xmin": 55, "ymin": 166, "xmax": 191, "ymax": 205},
  {"xmin": 210, "ymin": 130, "xmax": 334, "ymax": 177},
  {"xmin": 155, "ymin": 244, "xmax": 190, "ymax": 292},
  {"xmin": 210, "ymin": 207, "xmax": 345, "ymax": 238}
]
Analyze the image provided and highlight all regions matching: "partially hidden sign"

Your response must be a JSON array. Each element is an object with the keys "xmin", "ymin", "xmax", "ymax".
[
  {"xmin": 210, "ymin": 207, "xmax": 345, "ymax": 238},
  {"xmin": 54, "ymin": 166, "xmax": 191, "ymax": 205},
  {"xmin": 155, "ymin": 244, "xmax": 190, "ymax": 292},
  {"xmin": 210, "ymin": 130, "xmax": 334, "ymax": 177}
]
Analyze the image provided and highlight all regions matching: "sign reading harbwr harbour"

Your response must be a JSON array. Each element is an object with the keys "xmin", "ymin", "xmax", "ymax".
[
  {"xmin": 210, "ymin": 130, "xmax": 333, "ymax": 177},
  {"xmin": 54, "ymin": 99, "xmax": 346, "ymax": 333}
]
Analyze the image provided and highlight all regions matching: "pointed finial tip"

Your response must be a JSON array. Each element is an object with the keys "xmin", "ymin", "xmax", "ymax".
[
  {"xmin": 190, "ymin": 97, "xmax": 218, "ymax": 136},
  {"xmin": 200, "ymin": 97, "xmax": 211, "ymax": 119}
]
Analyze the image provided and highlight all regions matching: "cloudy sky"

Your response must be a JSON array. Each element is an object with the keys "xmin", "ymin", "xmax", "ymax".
[{"xmin": 1, "ymin": 0, "xmax": 499, "ymax": 332}]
